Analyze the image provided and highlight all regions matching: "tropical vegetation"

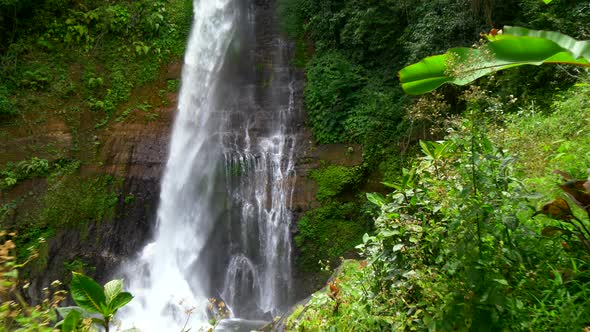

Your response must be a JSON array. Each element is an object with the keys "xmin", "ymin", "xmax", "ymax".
[
  {"xmin": 1, "ymin": 0, "xmax": 590, "ymax": 330},
  {"xmin": 280, "ymin": 0, "xmax": 590, "ymax": 330}
]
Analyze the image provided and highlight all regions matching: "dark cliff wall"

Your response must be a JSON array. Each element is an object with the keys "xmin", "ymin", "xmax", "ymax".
[{"xmin": 38, "ymin": 66, "xmax": 179, "ymax": 298}]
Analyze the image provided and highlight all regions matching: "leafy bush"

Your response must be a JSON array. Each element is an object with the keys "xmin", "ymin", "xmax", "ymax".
[
  {"xmin": 1, "ymin": 232, "xmax": 66, "ymax": 332},
  {"xmin": 343, "ymin": 84, "xmax": 405, "ymax": 145},
  {"xmin": 1, "ymin": 233, "xmax": 133, "ymax": 332},
  {"xmin": 0, "ymin": 157, "xmax": 50, "ymax": 190},
  {"xmin": 291, "ymin": 109, "xmax": 590, "ymax": 330},
  {"xmin": 304, "ymin": 52, "xmax": 365, "ymax": 143},
  {"xmin": 295, "ymin": 201, "xmax": 370, "ymax": 271},
  {"xmin": 0, "ymin": 86, "xmax": 17, "ymax": 119}
]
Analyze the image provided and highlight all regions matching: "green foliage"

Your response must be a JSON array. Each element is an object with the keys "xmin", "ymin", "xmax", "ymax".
[
  {"xmin": 0, "ymin": 86, "xmax": 17, "ymax": 119},
  {"xmin": 518, "ymin": 0, "xmax": 590, "ymax": 39},
  {"xmin": 57, "ymin": 273, "xmax": 133, "ymax": 332},
  {"xmin": 399, "ymin": 26, "xmax": 590, "ymax": 95},
  {"xmin": 494, "ymin": 83, "xmax": 590, "ymax": 179},
  {"xmin": 304, "ymin": 52, "xmax": 365, "ymax": 143},
  {"xmin": 69, "ymin": 273, "xmax": 107, "ymax": 314},
  {"xmin": 280, "ymin": 0, "xmax": 590, "ymax": 156},
  {"xmin": 286, "ymin": 260, "xmax": 381, "ymax": 331},
  {"xmin": 290, "ymin": 93, "xmax": 590, "ymax": 330},
  {"xmin": 1, "ymin": 232, "xmax": 66, "ymax": 332},
  {"xmin": 0, "ymin": 0, "xmax": 192, "ymax": 132},
  {"xmin": 0, "ymin": 157, "xmax": 50, "ymax": 190},
  {"xmin": 279, "ymin": 0, "xmax": 525, "ymax": 162},
  {"xmin": 282, "ymin": 1, "xmax": 590, "ymax": 330},
  {"xmin": 13, "ymin": 174, "xmax": 119, "ymax": 263},
  {"xmin": 343, "ymin": 84, "xmax": 405, "ymax": 146},
  {"xmin": 309, "ymin": 165, "xmax": 362, "ymax": 201},
  {"xmin": 295, "ymin": 201, "xmax": 370, "ymax": 271}
]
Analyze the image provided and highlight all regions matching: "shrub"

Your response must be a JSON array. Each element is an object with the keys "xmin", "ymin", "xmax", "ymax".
[
  {"xmin": 0, "ymin": 157, "xmax": 50, "ymax": 190},
  {"xmin": 0, "ymin": 86, "xmax": 17, "ymax": 119},
  {"xmin": 295, "ymin": 201, "xmax": 370, "ymax": 271},
  {"xmin": 304, "ymin": 52, "xmax": 365, "ymax": 144}
]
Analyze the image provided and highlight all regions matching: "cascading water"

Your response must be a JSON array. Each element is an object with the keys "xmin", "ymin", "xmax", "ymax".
[
  {"xmin": 220, "ymin": 74, "xmax": 297, "ymax": 318},
  {"xmin": 120, "ymin": 0, "xmax": 301, "ymax": 330},
  {"xmin": 121, "ymin": 0, "xmax": 237, "ymax": 330}
]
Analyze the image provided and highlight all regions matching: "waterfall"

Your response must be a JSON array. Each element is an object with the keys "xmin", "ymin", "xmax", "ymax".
[
  {"xmin": 120, "ymin": 0, "xmax": 237, "ymax": 330},
  {"xmin": 220, "ymin": 77, "xmax": 297, "ymax": 316},
  {"xmin": 120, "ymin": 0, "xmax": 299, "ymax": 330}
]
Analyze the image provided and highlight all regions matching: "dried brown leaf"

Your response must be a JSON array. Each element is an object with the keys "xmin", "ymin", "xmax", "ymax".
[{"xmin": 539, "ymin": 198, "xmax": 574, "ymax": 221}]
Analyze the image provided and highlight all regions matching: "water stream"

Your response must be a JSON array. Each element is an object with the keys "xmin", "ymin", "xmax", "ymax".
[{"xmin": 120, "ymin": 0, "xmax": 299, "ymax": 330}]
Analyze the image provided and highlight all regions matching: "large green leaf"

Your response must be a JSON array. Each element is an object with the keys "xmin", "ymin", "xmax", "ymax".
[
  {"xmin": 70, "ymin": 272, "xmax": 107, "ymax": 315},
  {"xmin": 108, "ymin": 291, "xmax": 133, "ymax": 313},
  {"xmin": 399, "ymin": 26, "xmax": 590, "ymax": 95},
  {"xmin": 56, "ymin": 306, "xmax": 84, "ymax": 320},
  {"xmin": 104, "ymin": 279, "xmax": 123, "ymax": 305},
  {"xmin": 62, "ymin": 310, "xmax": 82, "ymax": 332},
  {"xmin": 366, "ymin": 192, "xmax": 386, "ymax": 208}
]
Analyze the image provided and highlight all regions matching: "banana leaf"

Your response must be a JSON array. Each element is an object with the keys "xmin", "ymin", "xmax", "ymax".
[{"xmin": 399, "ymin": 26, "xmax": 590, "ymax": 95}]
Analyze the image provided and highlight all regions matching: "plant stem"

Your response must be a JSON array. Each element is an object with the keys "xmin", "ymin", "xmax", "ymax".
[
  {"xmin": 470, "ymin": 109, "xmax": 482, "ymax": 255},
  {"xmin": 572, "ymin": 215, "xmax": 590, "ymax": 240}
]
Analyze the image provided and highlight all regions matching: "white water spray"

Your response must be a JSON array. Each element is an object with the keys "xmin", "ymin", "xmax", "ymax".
[{"xmin": 121, "ymin": 1, "xmax": 237, "ymax": 330}]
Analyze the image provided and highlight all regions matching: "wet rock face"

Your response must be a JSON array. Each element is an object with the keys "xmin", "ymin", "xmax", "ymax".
[
  {"xmin": 290, "ymin": 141, "xmax": 364, "ymax": 215},
  {"xmin": 194, "ymin": 0, "xmax": 309, "ymax": 317},
  {"xmin": 25, "ymin": 63, "xmax": 180, "ymax": 297},
  {"xmin": 32, "ymin": 176, "xmax": 159, "ymax": 292}
]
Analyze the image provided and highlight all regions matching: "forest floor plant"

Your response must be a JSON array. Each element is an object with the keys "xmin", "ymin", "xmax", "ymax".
[
  {"xmin": 287, "ymin": 87, "xmax": 590, "ymax": 331},
  {"xmin": 1, "ymin": 231, "xmax": 135, "ymax": 332}
]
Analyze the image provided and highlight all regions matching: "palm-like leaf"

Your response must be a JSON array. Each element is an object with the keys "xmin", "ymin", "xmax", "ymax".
[{"xmin": 399, "ymin": 26, "xmax": 590, "ymax": 95}]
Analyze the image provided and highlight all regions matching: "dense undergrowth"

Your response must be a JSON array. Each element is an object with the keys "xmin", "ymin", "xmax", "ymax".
[
  {"xmin": 279, "ymin": 0, "xmax": 590, "ymax": 330},
  {"xmin": 279, "ymin": 0, "xmax": 590, "ymax": 268},
  {"xmin": 0, "ymin": 0, "xmax": 191, "ymax": 128},
  {"xmin": 287, "ymin": 81, "xmax": 590, "ymax": 331},
  {"xmin": 279, "ymin": 0, "xmax": 590, "ymax": 272}
]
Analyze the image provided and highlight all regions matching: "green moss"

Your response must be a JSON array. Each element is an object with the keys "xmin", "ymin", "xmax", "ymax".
[
  {"xmin": 309, "ymin": 165, "xmax": 363, "ymax": 201},
  {"xmin": 13, "ymin": 174, "xmax": 120, "ymax": 263},
  {"xmin": 166, "ymin": 79, "xmax": 181, "ymax": 92},
  {"xmin": 41, "ymin": 175, "xmax": 120, "ymax": 228},
  {"xmin": 295, "ymin": 201, "xmax": 370, "ymax": 271}
]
